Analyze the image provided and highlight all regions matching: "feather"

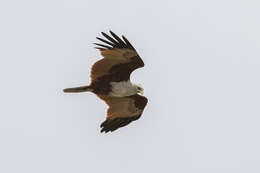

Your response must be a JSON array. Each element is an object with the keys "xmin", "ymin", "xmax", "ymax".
[
  {"xmin": 109, "ymin": 31, "xmax": 127, "ymax": 48},
  {"xmin": 94, "ymin": 47, "xmax": 105, "ymax": 50},
  {"xmin": 101, "ymin": 32, "xmax": 119, "ymax": 46},
  {"xmin": 93, "ymin": 43, "xmax": 112, "ymax": 49},
  {"xmin": 96, "ymin": 37, "xmax": 114, "ymax": 46},
  {"xmin": 122, "ymin": 35, "xmax": 136, "ymax": 50}
]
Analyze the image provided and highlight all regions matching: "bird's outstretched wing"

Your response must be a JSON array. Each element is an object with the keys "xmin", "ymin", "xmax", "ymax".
[
  {"xmin": 91, "ymin": 31, "xmax": 144, "ymax": 82},
  {"xmin": 97, "ymin": 94, "xmax": 148, "ymax": 133}
]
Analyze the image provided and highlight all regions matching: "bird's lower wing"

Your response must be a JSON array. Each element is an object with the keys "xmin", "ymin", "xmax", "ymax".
[{"xmin": 97, "ymin": 95, "xmax": 148, "ymax": 133}]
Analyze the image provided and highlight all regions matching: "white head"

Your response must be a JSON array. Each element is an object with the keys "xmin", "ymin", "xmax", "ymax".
[{"xmin": 134, "ymin": 83, "xmax": 144, "ymax": 95}]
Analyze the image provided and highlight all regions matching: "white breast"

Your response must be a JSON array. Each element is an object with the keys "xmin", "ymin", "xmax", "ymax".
[{"xmin": 109, "ymin": 81, "xmax": 137, "ymax": 97}]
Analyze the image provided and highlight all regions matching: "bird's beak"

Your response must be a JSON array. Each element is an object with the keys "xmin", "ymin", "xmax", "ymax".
[{"xmin": 139, "ymin": 90, "xmax": 144, "ymax": 95}]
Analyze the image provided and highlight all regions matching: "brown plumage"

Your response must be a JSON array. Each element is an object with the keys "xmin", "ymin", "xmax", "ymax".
[
  {"xmin": 64, "ymin": 31, "xmax": 147, "ymax": 133},
  {"xmin": 98, "ymin": 94, "xmax": 147, "ymax": 133}
]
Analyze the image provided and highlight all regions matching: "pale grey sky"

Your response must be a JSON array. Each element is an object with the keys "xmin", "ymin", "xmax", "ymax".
[{"xmin": 1, "ymin": 0, "xmax": 260, "ymax": 172}]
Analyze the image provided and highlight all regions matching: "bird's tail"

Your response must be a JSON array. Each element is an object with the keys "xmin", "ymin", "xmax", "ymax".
[{"xmin": 63, "ymin": 85, "xmax": 93, "ymax": 93}]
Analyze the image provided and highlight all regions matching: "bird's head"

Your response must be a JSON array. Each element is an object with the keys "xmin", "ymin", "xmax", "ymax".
[{"xmin": 134, "ymin": 84, "xmax": 144, "ymax": 95}]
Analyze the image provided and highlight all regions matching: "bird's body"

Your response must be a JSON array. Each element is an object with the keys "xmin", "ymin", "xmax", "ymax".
[
  {"xmin": 64, "ymin": 31, "xmax": 147, "ymax": 133},
  {"xmin": 109, "ymin": 80, "xmax": 139, "ymax": 97}
]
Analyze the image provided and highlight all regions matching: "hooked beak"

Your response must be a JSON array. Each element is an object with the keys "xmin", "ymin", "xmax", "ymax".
[{"xmin": 139, "ymin": 89, "xmax": 144, "ymax": 95}]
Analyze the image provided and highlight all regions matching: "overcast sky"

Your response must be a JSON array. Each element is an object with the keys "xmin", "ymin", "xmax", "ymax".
[{"xmin": 1, "ymin": 0, "xmax": 260, "ymax": 172}]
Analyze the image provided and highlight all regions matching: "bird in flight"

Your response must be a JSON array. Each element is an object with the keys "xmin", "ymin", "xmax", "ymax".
[{"xmin": 63, "ymin": 31, "xmax": 148, "ymax": 133}]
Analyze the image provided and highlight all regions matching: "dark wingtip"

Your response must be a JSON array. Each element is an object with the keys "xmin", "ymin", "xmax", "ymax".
[
  {"xmin": 96, "ymin": 31, "xmax": 136, "ymax": 51},
  {"xmin": 109, "ymin": 30, "xmax": 114, "ymax": 35},
  {"xmin": 99, "ymin": 116, "xmax": 140, "ymax": 133},
  {"xmin": 100, "ymin": 127, "xmax": 110, "ymax": 133},
  {"xmin": 93, "ymin": 43, "xmax": 112, "ymax": 49},
  {"xmin": 94, "ymin": 47, "xmax": 105, "ymax": 50},
  {"xmin": 122, "ymin": 35, "xmax": 136, "ymax": 50},
  {"xmin": 101, "ymin": 32, "xmax": 107, "ymax": 37}
]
